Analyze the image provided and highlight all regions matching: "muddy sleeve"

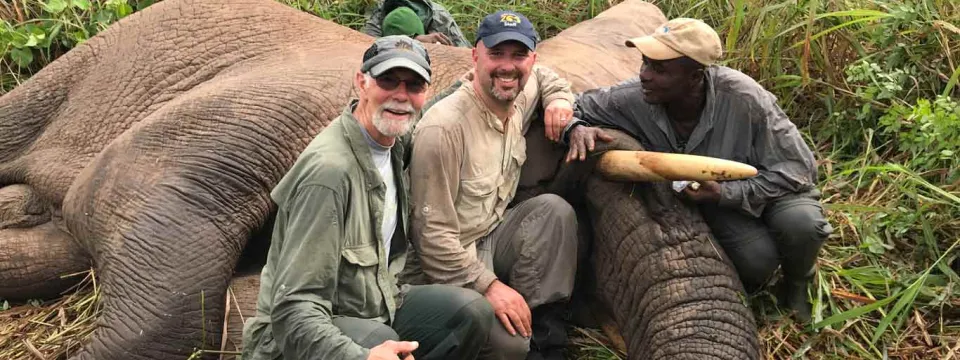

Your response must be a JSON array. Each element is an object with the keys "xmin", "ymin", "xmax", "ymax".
[
  {"xmin": 408, "ymin": 125, "xmax": 499, "ymax": 294},
  {"xmin": 269, "ymin": 185, "xmax": 369, "ymax": 360},
  {"xmin": 717, "ymin": 93, "xmax": 819, "ymax": 217},
  {"xmin": 361, "ymin": 3, "xmax": 385, "ymax": 37},
  {"xmin": 533, "ymin": 65, "xmax": 576, "ymax": 109},
  {"xmin": 430, "ymin": 5, "xmax": 471, "ymax": 47}
]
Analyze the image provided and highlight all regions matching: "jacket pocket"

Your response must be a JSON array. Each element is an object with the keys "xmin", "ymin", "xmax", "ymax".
[{"xmin": 337, "ymin": 245, "xmax": 382, "ymax": 317}]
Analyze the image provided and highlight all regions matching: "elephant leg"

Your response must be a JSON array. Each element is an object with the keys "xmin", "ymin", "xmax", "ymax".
[
  {"xmin": 63, "ymin": 192, "xmax": 264, "ymax": 360},
  {"xmin": 58, "ymin": 141, "xmax": 275, "ymax": 359},
  {"xmin": 0, "ymin": 184, "xmax": 91, "ymax": 302},
  {"xmin": 585, "ymin": 176, "xmax": 760, "ymax": 360}
]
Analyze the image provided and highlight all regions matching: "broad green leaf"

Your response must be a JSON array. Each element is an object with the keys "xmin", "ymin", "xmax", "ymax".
[
  {"xmin": 43, "ymin": 0, "xmax": 70, "ymax": 14},
  {"xmin": 41, "ymin": 23, "xmax": 62, "ymax": 47},
  {"xmin": 116, "ymin": 3, "xmax": 134, "ymax": 17},
  {"xmin": 10, "ymin": 30, "xmax": 29, "ymax": 48},
  {"xmin": 26, "ymin": 24, "xmax": 46, "ymax": 37},
  {"xmin": 73, "ymin": 0, "xmax": 92, "ymax": 11},
  {"xmin": 11, "ymin": 48, "xmax": 34, "ymax": 67},
  {"xmin": 25, "ymin": 34, "xmax": 40, "ymax": 47}
]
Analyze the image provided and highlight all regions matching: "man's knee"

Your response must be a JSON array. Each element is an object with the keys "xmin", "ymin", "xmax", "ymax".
[
  {"xmin": 529, "ymin": 193, "xmax": 576, "ymax": 222},
  {"xmin": 483, "ymin": 325, "xmax": 530, "ymax": 360},
  {"xmin": 332, "ymin": 316, "xmax": 399, "ymax": 348},
  {"xmin": 765, "ymin": 198, "xmax": 833, "ymax": 247},
  {"xmin": 447, "ymin": 286, "xmax": 495, "ymax": 337}
]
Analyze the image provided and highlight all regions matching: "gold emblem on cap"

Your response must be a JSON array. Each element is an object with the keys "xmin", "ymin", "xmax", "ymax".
[
  {"xmin": 394, "ymin": 39, "xmax": 414, "ymax": 52},
  {"xmin": 500, "ymin": 13, "xmax": 520, "ymax": 27}
]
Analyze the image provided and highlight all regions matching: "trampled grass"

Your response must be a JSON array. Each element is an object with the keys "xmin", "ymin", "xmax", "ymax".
[{"xmin": 1, "ymin": 0, "xmax": 959, "ymax": 359}]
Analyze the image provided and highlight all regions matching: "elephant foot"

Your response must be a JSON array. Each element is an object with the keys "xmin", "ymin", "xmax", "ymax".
[{"xmin": 0, "ymin": 184, "xmax": 91, "ymax": 302}]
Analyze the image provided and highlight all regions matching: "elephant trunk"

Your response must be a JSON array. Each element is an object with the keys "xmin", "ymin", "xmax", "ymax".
[{"xmin": 584, "ymin": 175, "xmax": 760, "ymax": 360}]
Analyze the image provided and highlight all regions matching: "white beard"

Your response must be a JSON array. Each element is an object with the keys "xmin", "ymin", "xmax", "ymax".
[{"xmin": 372, "ymin": 100, "xmax": 418, "ymax": 137}]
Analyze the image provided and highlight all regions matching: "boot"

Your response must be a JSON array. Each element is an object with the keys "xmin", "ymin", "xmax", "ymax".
[{"xmin": 526, "ymin": 303, "xmax": 569, "ymax": 360}]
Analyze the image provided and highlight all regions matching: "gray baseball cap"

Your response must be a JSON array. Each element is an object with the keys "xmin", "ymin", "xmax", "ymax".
[{"xmin": 360, "ymin": 35, "xmax": 432, "ymax": 83}]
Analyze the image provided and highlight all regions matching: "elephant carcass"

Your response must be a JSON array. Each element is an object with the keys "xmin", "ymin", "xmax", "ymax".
[{"xmin": 0, "ymin": 0, "xmax": 758, "ymax": 359}]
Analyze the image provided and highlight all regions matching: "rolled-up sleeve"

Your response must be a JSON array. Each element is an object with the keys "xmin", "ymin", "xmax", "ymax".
[
  {"xmin": 408, "ymin": 125, "xmax": 499, "ymax": 293},
  {"xmin": 718, "ymin": 93, "xmax": 818, "ymax": 217},
  {"xmin": 533, "ymin": 65, "xmax": 575, "ymax": 108},
  {"xmin": 270, "ymin": 184, "xmax": 369, "ymax": 360}
]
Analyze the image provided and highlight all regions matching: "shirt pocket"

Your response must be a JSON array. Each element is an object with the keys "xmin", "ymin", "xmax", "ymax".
[
  {"xmin": 336, "ymin": 245, "xmax": 383, "ymax": 317},
  {"xmin": 459, "ymin": 171, "xmax": 499, "ymax": 220}
]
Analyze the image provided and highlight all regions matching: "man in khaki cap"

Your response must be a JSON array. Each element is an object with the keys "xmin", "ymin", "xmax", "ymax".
[{"xmin": 555, "ymin": 18, "xmax": 833, "ymax": 323}]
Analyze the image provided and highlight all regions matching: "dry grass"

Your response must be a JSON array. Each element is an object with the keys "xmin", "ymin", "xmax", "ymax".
[{"xmin": 0, "ymin": 270, "xmax": 100, "ymax": 360}]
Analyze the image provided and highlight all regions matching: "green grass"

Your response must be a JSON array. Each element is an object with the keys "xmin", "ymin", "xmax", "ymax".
[{"xmin": 2, "ymin": 0, "xmax": 959, "ymax": 359}]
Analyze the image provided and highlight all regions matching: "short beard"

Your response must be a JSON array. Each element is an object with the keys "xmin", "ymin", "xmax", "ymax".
[
  {"xmin": 372, "ymin": 100, "xmax": 418, "ymax": 137},
  {"xmin": 488, "ymin": 85, "xmax": 520, "ymax": 102},
  {"xmin": 486, "ymin": 70, "xmax": 522, "ymax": 102}
]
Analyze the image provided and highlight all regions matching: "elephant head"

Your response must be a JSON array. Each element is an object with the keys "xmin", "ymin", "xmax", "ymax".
[{"xmin": 0, "ymin": 0, "xmax": 759, "ymax": 358}]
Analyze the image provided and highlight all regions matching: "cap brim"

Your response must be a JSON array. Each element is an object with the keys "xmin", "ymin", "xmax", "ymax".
[
  {"xmin": 624, "ymin": 36, "xmax": 683, "ymax": 60},
  {"xmin": 369, "ymin": 57, "xmax": 432, "ymax": 83},
  {"xmin": 481, "ymin": 32, "xmax": 536, "ymax": 50}
]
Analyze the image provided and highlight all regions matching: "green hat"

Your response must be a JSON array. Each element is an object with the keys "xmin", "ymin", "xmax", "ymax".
[{"xmin": 383, "ymin": 7, "xmax": 425, "ymax": 37}]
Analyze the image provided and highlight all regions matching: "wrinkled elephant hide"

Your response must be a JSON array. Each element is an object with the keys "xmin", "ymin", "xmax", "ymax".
[{"xmin": 0, "ymin": 0, "xmax": 759, "ymax": 358}]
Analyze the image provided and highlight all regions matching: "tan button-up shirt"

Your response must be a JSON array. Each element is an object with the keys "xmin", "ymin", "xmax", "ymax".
[{"xmin": 405, "ymin": 65, "xmax": 575, "ymax": 293}]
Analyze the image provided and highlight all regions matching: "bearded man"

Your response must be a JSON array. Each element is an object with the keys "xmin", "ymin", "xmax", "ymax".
[
  {"xmin": 241, "ymin": 35, "xmax": 495, "ymax": 360},
  {"xmin": 401, "ymin": 11, "xmax": 579, "ymax": 360}
]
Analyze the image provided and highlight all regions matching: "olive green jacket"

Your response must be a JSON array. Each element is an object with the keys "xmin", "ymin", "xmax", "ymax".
[{"xmin": 241, "ymin": 100, "xmax": 410, "ymax": 360}]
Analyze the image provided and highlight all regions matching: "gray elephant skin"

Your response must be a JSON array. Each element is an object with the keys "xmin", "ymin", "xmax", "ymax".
[{"xmin": 0, "ymin": 0, "xmax": 760, "ymax": 359}]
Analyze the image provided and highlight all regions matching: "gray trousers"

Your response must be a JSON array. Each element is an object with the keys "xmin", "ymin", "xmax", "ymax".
[
  {"xmin": 332, "ymin": 284, "xmax": 493, "ymax": 360},
  {"xmin": 698, "ymin": 191, "xmax": 833, "ymax": 293},
  {"xmin": 474, "ymin": 194, "xmax": 580, "ymax": 359}
]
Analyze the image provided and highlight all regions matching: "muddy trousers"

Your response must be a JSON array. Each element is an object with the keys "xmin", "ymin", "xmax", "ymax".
[
  {"xmin": 332, "ymin": 284, "xmax": 494, "ymax": 360},
  {"xmin": 475, "ymin": 194, "xmax": 580, "ymax": 360},
  {"xmin": 698, "ymin": 192, "xmax": 833, "ymax": 293}
]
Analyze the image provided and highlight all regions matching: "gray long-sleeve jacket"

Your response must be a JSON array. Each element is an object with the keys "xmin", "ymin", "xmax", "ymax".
[{"xmin": 565, "ymin": 66, "xmax": 819, "ymax": 218}]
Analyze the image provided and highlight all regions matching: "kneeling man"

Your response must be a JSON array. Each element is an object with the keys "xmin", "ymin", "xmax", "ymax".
[
  {"xmin": 241, "ymin": 36, "xmax": 493, "ymax": 360},
  {"xmin": 403, "ymin": 11, "xmax": 580, "ymax": 360}
]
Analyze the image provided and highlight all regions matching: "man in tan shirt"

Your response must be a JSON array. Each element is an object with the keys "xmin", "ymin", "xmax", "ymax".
[{"xmin": 402, "ymin": 10, "xmax": 579, "ymax": 360}]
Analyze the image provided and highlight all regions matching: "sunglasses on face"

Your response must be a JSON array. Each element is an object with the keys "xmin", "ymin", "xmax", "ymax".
[{"xmin": 375, "ymin": 75, "xmax": 427, "ymax": 94}]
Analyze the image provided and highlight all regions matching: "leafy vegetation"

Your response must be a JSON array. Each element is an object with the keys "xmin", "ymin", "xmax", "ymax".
[{"xmin": 1, "ymin": 0, "xmax": 958, "ymax": 359}]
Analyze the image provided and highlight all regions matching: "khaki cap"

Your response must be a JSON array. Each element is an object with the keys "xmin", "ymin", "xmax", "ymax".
[{"xmin": 624, "ymin": 18, "xmax": 722, "ymax": 66}]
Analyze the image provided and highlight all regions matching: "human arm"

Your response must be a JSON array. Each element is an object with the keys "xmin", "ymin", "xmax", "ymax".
[
  {"xmin": 360, "ymin": 3, "xmax": 386, "ymax": 37},
  {"xmin": 428, "ymin": 4, "xmax": 471, "ymax": 47},
  {"xmin": 716, "ymin": 94, "xmax": 819, "ymax": 217},
  {"xmin": 527, "ymin": 65, "xmax": 576, "ymax": 142},
  {"xmin": 269, "ymin": 184, "xmax": 370, "ymax": 360},
  {"xmin": 559, "ymin": 78, "xmax": 646, "ymax": 145},
  {"xmin": 407, "ymin": 125, "xmax": 499, "ymax": 293}
]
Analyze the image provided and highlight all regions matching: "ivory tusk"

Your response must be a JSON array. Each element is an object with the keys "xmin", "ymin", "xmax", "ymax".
[{"xmin": 597, "ymin": 150, "xmax": 758, "ymax": 182}]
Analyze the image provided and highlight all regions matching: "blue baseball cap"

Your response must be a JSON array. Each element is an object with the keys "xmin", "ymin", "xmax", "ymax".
[{"xmin": 475, "ymin": 10, "xmax": 539, "ymax": 50}]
